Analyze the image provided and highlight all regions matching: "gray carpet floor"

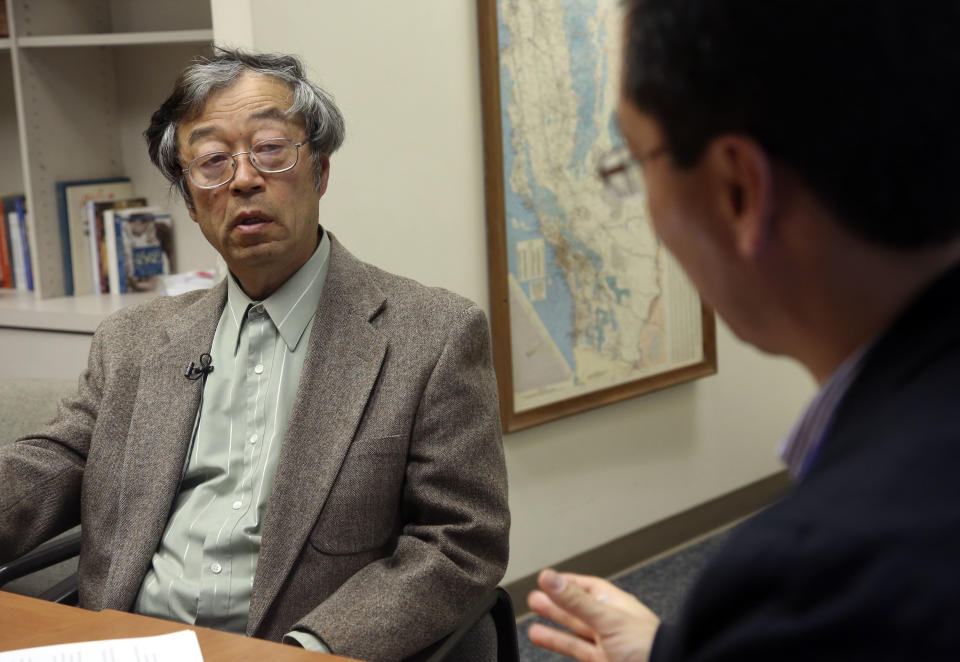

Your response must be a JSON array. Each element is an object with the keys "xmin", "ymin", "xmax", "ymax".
[{"xmin": 517, "ymin": 531, "xmax": 731, "ymax": 662}]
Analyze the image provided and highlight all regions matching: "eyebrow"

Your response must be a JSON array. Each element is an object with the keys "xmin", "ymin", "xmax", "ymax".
[{"xmin": 185, "ymin": 107, "xmax": 293, "ymax": 146}]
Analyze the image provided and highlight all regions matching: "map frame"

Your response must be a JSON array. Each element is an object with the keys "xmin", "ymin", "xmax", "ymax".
[{"xmin": 476, "ymin": 0, "xmax": 717, "ymax": 433}]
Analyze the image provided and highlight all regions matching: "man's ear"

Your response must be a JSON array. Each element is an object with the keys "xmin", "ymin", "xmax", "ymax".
[
  {"xmin": 317, "ymin": 155, "xmax": 331, "ymax": 198},
  {"xmin": 703, "ymin": 135, "xmax": 775, "ymax": 260}
]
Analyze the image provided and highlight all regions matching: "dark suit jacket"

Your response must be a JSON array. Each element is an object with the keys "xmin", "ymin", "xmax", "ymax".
[
  {"xmin": 0, "ymin": 234, "xmax": 510, "ymax": 662},
  {"xmin": 652, "ymin": 261, "xmax": 960, "ymax": 661}
]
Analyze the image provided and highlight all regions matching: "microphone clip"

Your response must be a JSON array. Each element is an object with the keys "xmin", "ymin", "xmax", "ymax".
[{"xmin": 185, "ymin": 352, "xmax": 214, "ymax": 381}]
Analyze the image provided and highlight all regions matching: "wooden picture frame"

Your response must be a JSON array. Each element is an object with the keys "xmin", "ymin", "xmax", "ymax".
[{"xmin": 476, "ymin": 0, "xmax": 717, "ymax": 433}]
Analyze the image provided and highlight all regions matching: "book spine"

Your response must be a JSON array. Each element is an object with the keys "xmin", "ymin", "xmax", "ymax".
[
  {"xmin": 55, "ymin": 184, "xmax": 75, "ymax": 295},
  {"xmin": 113, "ymin": 212, "xmax": 126, "ymax": 294},
  {"xmin": 87, "ymin": 201, "xmax": 100, "ymax": 294},
  {"xmin": 15, "ymin": 198, "xmax": 32, "ymax": 291},
  {"xmin": 0, "ymin": 210, "xmax": 12, "ymax": 288},
  {"xmin": 7, "ymin": 209, "xmax": 26, "ymax": 291}
]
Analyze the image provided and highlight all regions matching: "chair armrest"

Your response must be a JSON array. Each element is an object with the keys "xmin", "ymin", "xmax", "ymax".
[
  {"xmin": 38, "ymin": 573, "xmax": 80, "ymax": 605},
  {"xmin": 425, "ymin": 587, "xmax": 519, "ymax": 662},
  {"xmin": 0, "ymin": 529, "xmax": 82, "ymax": 586}
]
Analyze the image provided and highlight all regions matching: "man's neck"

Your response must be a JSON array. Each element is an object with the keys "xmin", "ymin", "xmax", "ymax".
[{"xmin": 793, "ymin": 237, "xmax": 960, "ymax": 383}]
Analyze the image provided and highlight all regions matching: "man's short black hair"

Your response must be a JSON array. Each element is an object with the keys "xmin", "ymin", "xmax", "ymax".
[{"xmin": 623, "ymin": 0, "xmax": 960, "ymax": 248}]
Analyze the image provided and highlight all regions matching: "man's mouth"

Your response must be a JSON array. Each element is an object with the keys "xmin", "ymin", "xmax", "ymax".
[{"xmin": 233, "ymin": 211, "xmax": 275, "ymax": 233}]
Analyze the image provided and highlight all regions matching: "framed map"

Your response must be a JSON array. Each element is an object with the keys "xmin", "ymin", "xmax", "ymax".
[{"xmin": 477, "ymin": 0, "xmax": 717, "ymax": 432}]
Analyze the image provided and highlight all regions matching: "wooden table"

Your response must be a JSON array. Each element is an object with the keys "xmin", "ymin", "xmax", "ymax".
[{"xmin": 0, "ymin": 591, "xmax": 359, "ymax": 661}]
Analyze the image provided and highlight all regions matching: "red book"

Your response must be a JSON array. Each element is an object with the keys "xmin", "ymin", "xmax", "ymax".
[{"xmin": 0, "ymin": 205, "xmax": 13, "ymax": 288}]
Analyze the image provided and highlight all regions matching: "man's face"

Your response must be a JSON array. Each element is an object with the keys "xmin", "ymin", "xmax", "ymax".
[
  {"xmin": 616, "ymin": 96, "xmax": 729, "ymax": 313},
  {"xmin": 615, "ymin": 94, "xmax": 768, "ymax": 348},
  {"xmin": 178, "ymin": 72, "xmax": 328, "ymax": 299}
]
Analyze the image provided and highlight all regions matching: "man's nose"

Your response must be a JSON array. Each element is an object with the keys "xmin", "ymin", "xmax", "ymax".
[{"xmin": 230, "ymin": 153, "xmax": 265, "ymax": 191}]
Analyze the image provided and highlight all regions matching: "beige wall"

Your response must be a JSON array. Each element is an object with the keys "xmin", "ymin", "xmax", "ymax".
[{"xmin": 212, "ymin": 0, "xmax": 815, "ymax": 583}]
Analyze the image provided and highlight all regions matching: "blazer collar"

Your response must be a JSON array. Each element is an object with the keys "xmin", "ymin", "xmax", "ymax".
[{"xmin": 810, "ymin": 260, "xmax": 960, "ymax": 475}]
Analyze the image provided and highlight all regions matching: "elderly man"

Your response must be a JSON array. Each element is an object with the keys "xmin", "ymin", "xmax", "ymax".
[
  {"xmin": 0, "ymin": 49, "xmax": 509, "ymax": 662},
  {"xmin": 529, "ymin": 1, "xmax": 960, "ymax": 660}
]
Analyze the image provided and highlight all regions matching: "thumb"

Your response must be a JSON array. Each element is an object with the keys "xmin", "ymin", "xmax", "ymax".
[{"xmin": 538, "ymin": 569, "xmax": 615, "ymax": 631}]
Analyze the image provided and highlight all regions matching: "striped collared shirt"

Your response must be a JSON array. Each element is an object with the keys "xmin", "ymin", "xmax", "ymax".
[
  {"xmin": 779, "ymin": 345, "xmax": 870, "ymax": 480},
  {"xmin": 135, "ymin": 230, "xmax": 330, "ymax": 633}
]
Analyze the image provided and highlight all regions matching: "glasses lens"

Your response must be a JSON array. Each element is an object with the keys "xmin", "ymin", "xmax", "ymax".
[
  {"xmin": 190, "ymin": 152, "xmax": 234, "ymax": 188},
  {"xmin": 598, "ymin": 149, "xmax": 645, "ymax": 200},
  {"xmin": 251, "ymin": 139, "xmax": 298, "ymax": 172}
]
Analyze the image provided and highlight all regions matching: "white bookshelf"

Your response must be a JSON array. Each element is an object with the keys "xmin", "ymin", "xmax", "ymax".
[
  {"xmin": 17, "ymin": 29, "xmax": 212, "ymax": 48},
  {"xmin": 1, "ymin": 0, "xmax": 215, "ymax": 304},
  {"xmin": 0, "ymin": 287, "xmax": 154, "ymax": 333}
]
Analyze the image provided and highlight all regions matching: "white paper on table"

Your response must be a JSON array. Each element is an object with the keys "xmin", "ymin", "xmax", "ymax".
[{"xmin": 0, "ymin": 629, "xmax": 204, "ymax": 662}]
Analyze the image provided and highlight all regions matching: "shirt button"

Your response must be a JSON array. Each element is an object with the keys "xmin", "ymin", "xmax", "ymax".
[
  {"xmin": 211, "ymin": 562, "xmax": 222, "ymax": 574},
  {"xmin": 254, "ymin": 364, "xmax": 264, "ymax": 374},
  {"xmin": 249, "ymin": 433, "xmax": 259, "ymax": 444},
  {"xmin": 232, "ymin": 500, "xmax": 242, "ymax": 510}
]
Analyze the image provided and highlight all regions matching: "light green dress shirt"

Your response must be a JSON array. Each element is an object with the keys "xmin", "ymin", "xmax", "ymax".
[{"xmin": 135, "ymin": 231, "xmax": 331, "ymax": 652}]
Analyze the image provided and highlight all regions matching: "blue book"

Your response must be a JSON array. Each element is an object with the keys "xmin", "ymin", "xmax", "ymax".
[
  {"xmin": 107, "ymin": 206, "xmax": 174, "ymax": 294},
  {"xmin": 14, "ymin": 196, "xmax": 32, "ymax": 291},
  {"xmin": 54, "ymin": 177, "xmax": 132, "ymax": 295}
]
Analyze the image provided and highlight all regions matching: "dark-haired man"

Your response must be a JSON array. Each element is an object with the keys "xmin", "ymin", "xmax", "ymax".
[
  {"xmin": 529, "ymin": 1, "xmax": 960, "ymax": 660},
  {"xmin": 0, "ymin": 49, "xmax": 509, "ymax": 662}
]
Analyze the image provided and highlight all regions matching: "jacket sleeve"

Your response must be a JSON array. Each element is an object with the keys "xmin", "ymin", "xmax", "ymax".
[
  {"xmin": 0, "ymin": 329, "xmax": 105, "ymax": 562},
  {"xmin": 293, "ymin": 304, "xmax": 510, "ymax": 662}
]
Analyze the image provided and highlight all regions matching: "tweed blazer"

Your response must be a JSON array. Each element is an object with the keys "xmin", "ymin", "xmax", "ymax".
[
  {"xmin": 0, "ymin": 234, "xmax": 510, "ymax": 662},
  {"xmin": 651, "ymin": 261, "xmax": 960, "ymax": 661}
]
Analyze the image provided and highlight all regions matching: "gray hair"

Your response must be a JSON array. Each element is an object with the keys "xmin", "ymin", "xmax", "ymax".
[{"xmin": 145, "ymin": 47, "xmax": 345, "ymax": 209}]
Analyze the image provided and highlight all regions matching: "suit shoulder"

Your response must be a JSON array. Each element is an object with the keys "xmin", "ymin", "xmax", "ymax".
[
  {"xmin": 94, "ymin": 288, "xmax": 216, "ymax": 338},
  {"xmin": 364, "ymin": 262, "xmax": 485, "ymax": 319}
]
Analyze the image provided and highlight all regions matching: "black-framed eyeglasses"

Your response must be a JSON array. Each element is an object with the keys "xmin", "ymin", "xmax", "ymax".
[
  {"xmin": 596, "ymin": 144, "xmax": 667, "ymax": 200},
  {"xmin": 183, "ymin": 138, "xmax": 306, "ymax": 189}
]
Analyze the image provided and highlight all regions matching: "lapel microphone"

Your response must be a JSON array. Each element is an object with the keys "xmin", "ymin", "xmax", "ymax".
[{"xmin": 185, "ymin": 352, "xmax": 215, "ymax": 381}]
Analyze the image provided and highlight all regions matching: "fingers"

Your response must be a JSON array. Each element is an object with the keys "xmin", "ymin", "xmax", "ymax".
[
  {"xmin": 537, "ymin": 568, "xmax": 616, "ymax": 631},
  {"xmin": 528, "ymin": 589, "xmax": 596, "ymax": 640},
  {"xmin": 562, "ymin": 572, "xmax": 658, "ymax": 621},
  {"xmin": 564, "ymin": 573, "xmax": 627, "ymax": 598},
  {"xmin": 527, "ymin": 622, "xmax": 602, "ymax": 662}
]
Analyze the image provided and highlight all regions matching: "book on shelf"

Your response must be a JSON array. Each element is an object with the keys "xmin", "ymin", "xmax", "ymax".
[
  {"xmin": 104, "ymin": 206, "xmax": 175, "ymax": 294},
  {"xmin": 55, "ymin": 177, "xmax": 134, "ymax": 295},
  {"xmin": 87, "ymin": 197, "xmax": 147, "ymax": 294},
  {"xmin": 3, "ymin": 195, "xmax": 32, "ymax": 291},
  {"xmin": 1, "ymin": 195, "xmax": 19, "ymax": 289},
  {"xmin": 0, "ymin": 208, "xmax": 11, "ymax": 289}
]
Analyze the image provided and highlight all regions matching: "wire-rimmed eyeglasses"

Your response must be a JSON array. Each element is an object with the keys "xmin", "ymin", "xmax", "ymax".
[
  {"xmin": 183, "ymin": 138, "xmax": 306, "ymax": 189},
  {"xmin": 596, "ymin": 144, "xmax": 667, "ymax": 200}
]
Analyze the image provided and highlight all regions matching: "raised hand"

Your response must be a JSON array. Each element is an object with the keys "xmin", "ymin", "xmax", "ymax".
[{"xmin": 527, "ymin": 569, "xmax": 661, "ymax": 662}]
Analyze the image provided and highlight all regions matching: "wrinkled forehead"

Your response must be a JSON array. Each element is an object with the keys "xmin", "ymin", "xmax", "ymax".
[
  {"xmin": 177, "ymin": 73, "xmax": 301, "ymax": 150},
  {"xmin": 188, "ymin": 73, "xmax": 297, "ymax": 123}
]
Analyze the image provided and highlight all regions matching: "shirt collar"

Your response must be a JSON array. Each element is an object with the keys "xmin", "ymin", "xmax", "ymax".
[
  {"xmin": 224, "ymin": 228, "xmax": 331, "ymax": 352},
  {"xmin": 779, "ymin": 344, "xmax": 870, "ymax": 480}
]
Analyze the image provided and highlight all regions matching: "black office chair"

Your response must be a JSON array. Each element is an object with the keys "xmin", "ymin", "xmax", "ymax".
[
  {"xmin": 426, "ymin": 586, "xmax": 520, "ymax": 662},
  {"xmin": 0, "ymin": 528, "xmax": 81, "ymax": 605}
]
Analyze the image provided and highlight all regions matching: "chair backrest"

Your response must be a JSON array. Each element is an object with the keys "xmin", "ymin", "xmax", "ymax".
[
  {"xmin": 0, "ymin": 379, "xmax": 81, "ymax": 603},
  {"xmin": 0, "ymin": 378, "xmax": 76, "ymax": 446}
]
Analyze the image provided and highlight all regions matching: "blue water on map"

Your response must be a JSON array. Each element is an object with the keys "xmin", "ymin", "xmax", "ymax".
[
  {"xmin": 608, "ymin": 112, "xmax": 625, "ymax": 149},
  {"xmin": 498, "ymin": 5, "xmax": 581, "ymax": 376},
  {"xmin": 563, "ymin": 0, "xmax": 604, "ymax": 175},
  {"xmin": 498, "ymin": 1, "xmax": 632, "ymax": 372}
]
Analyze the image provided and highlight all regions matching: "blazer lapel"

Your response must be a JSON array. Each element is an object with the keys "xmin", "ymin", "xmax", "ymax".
[
  {"xmin": 248, "ymin": 236, "xmax": 387, "ymax": 634},
  {"xmin": 101, "ymin": 284, "xmax": 227, "ymax": 611}
]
